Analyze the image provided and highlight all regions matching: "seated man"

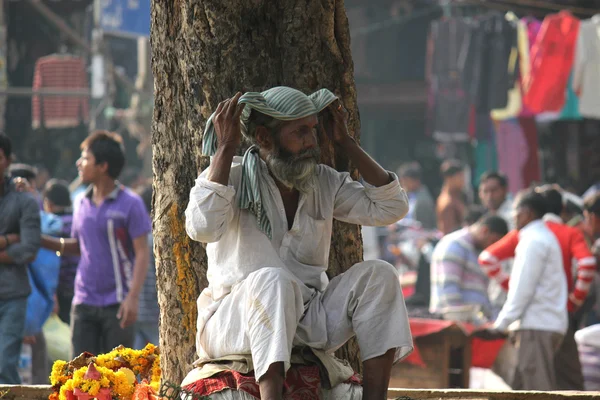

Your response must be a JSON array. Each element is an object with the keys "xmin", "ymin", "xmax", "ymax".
[
  {"xmin": 184, "ymin": 87, "xmax": 413, "ymax": 400},
  {"xmin": 484, "ymin": 190, "xmax": 568, "ymax": 391},
  {"xmin": 430, "ymin": 215, "xmax": 508, "ymax": 320}
]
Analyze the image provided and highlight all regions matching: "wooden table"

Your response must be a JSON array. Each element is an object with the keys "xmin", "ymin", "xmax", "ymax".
[{"xmin": 390, "ymin": 323, "xmax": 472, "ymax": 389}]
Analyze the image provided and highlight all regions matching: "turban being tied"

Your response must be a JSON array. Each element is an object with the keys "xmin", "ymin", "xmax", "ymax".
[{"xmin": 201, "ymin": 86, "xmax": 338, "ymax": 239}]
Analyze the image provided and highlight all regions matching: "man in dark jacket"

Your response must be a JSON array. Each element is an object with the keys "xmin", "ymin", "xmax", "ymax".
[{"xmin": 0, "ymin": 133, "xmax": 41, "ymax": 384}]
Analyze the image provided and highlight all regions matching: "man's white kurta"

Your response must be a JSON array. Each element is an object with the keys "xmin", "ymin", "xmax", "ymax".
[{"xmin": 185, "ymin": 156, "xmax": 412, "ymax": 376}]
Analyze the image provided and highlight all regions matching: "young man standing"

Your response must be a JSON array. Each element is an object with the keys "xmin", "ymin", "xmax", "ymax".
[
  {"xmin": 480, "ymin": 187, "xmax": 595, "ymax": 390},
  {"xmin": 0, "ymin": 133, "xmax": 41, "ymax": 384},
  {"xmin": 484, "ymin": 190, "xmax": 568, "ymax": 391},
  {"xmin": 42, "ymin": 131, "xmax": 151, "ymax": 357}
]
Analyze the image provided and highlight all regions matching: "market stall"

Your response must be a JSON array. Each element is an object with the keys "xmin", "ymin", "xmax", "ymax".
[{"xmin": 391, "ymin": 318, "xmax": 505, "ymax": 389}]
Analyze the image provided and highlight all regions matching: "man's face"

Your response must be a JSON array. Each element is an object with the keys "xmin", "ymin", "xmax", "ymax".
[
  {"xmin": 76, "ymin": 149, "xmax": 104, "ymax": 184},
  {"xmin": 479, "ymin": 178, "xmax": 507, "ymax": 211},
  {"xmin": 35, "ymin": 169, "xmax": 50, "ymax": 191},
  {"xmin": 276, "ymin": 115, "xmax": 319, "ymax": 157},
  {"xmin": 0, "ymin": 149, "xmax": 9, "ymax": 178},
  {"xmin": 479, "ymin": 229, "xmax": 504, "ymax": 250},
  {"xmin": 448, "ymin": 171, "xmax": 466, "ymax": 190},
  {"xmin": 265, "ymin": 116, "xmax": 321, "ymax": 193},
  {"xmin": 400, "ymin": 177, "xmax": 420, "ymax": 193}
]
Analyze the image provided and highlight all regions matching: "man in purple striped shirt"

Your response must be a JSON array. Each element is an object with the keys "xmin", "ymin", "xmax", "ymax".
[
  {"xmin": 42, "ymin": 131, "xmax": 151, "ymax": 357},
  {"xmin": 430, "ymin": 215, "xmax": 508, "ymax": 320}
]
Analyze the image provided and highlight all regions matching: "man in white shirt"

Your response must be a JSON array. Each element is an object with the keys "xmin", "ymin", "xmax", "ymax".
[
  {"xmin": 481, "ymin": 189, "xmax": 567, "ymax": 391},
  {"xmin": 184, "ymin": 87, "xmax": 413, "ymax": 400}
]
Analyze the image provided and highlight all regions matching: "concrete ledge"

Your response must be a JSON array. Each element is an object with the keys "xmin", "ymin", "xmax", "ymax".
[
  {"xmin": 0, "ymin": 385, "xmax": 52, "ymax": 400},
  {"xmin": 2, "ymin": 384, "xmax": 600, "ymax": 400},
  {"xmin": 388, "ymin": 388, "xmax": 600, "ymax": 399}
]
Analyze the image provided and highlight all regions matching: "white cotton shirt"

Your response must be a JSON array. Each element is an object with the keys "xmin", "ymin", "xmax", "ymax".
[
  {"xmin": 573, "ymin": 15, "xmax": 600, "ymax": 119},
  {"xmin": 494, "ymin": 219, "xmax": 568, "ymax": 334},
  {"xmin": 185, "ymin": 156, "xmax": 409, "ymax": 356}
]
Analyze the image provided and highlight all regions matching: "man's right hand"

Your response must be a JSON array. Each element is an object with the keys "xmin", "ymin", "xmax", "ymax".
[{"xmin": 213, "ymin": 92, "xmax": 246, "ymax": 150}]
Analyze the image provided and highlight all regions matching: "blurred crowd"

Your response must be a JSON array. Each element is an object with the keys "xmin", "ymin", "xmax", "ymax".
[
  {"xmin": 0, "ymin": 131, "xmax": 157, "ymax": 385},
  {"xmin": 364, "ymin": 159, "xmax": 600, "ymax": 391},
  {"xmin": 3, "ymin": 124, "xmax": 600, "ymax": 392}
]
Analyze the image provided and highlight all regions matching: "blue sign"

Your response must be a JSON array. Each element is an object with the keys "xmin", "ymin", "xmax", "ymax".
[{"xmin": 101, "ymin": 0, "xmax": 150, "ymax": 37}]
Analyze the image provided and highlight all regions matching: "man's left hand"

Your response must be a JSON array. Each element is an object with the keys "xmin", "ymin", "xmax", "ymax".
[
  {"xmin": 329, "ymin": 100, "xmax": 353, "ymax": 146},
  {"xmin": 471, "ymin": 323, "xmax": 507, "ymax": 340},
  {"xmin": 117, "ymin": 294, "xmax": 139, "ymax": 329}
]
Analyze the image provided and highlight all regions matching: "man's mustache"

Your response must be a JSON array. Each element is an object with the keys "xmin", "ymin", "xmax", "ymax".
[{"xmin": 279, "ymin": 147, "xmax": 320, "ymax": 163}]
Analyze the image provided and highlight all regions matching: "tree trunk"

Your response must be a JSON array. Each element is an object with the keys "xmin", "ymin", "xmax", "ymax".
[{"xmin": 151, "ymin": 0, "xmax": 363, "ymax": 384}]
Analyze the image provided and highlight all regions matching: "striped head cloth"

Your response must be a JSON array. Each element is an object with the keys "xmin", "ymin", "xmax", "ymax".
[{"xmin": 201, "ymin": 86, "xmax": 338, "ymax": 239}]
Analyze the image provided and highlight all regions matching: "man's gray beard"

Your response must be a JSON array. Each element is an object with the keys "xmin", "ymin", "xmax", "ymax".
[{"xmin": 266, "ymin": 146, "xmax": 320, "ymax": 194}]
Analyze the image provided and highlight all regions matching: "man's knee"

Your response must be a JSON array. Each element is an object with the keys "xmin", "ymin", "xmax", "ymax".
[{"xmin": 353, "ymin": 260, "xmax": 399, "ymax": 282}]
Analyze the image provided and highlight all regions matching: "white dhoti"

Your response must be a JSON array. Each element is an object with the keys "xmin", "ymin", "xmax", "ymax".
[{"xmin": 199, "ymin": 260, "xmax": 413, "ymax": 380}]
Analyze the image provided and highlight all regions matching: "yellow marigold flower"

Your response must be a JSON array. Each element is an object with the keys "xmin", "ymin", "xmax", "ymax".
[{"xmin": 50, "ymin": 360, "xmax": 68, "ymax": 386}]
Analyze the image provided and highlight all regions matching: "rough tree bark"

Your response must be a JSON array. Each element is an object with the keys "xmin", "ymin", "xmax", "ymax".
[{"xmin": 151, "ymin": 0, "xmax": 364, "ymax": 384}]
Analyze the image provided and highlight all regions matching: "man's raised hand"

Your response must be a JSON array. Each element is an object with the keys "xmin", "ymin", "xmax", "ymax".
[
  {"xmin": 329, "ymin": 100, "xmax": 352, "ymax": 145},
  {"xmin": 213, "ymin": 92, "xmax": 246, "ymax": 150}
]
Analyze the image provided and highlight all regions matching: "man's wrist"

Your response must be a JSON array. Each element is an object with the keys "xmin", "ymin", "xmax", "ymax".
[
  {"xmin": 126, "ymin": 291, "xmax": 141, "ymax": 301},
  {"xmin": 337, "ymin": 135, "xmax": 357, "ymax": 149},
  {"xmin": 217, "ymin": 142, "xmax": 239, "ymax": 154}
]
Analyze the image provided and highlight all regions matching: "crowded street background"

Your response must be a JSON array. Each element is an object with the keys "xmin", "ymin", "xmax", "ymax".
[{"xmin": 2, "ymin": 0, "xmax": 600, "ymax": 395}]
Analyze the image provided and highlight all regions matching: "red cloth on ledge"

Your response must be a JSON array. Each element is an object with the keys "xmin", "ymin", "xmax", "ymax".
[
  {"xmin": 404, "ymin": 318, "xmax": 505, "ymax": 369},
  {"xmin": 183, "ymin": 365, "xmax": 362, "ymax": 399}
]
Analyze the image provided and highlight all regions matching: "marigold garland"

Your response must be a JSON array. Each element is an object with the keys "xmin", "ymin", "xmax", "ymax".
[
  {"xmin": 58, "ymin": 365, "xmax": 133, "ymax": 400},
  {"xmin": 49, "ymin": 344, "xmax": 161, "ymax": 400},
  {"xmin": 50, "ymin": 360, "xmax": 69, "ymax": 387},
  {"xmin": 95, "ymin": 344, "xmax": 159, "ymax": 376}
]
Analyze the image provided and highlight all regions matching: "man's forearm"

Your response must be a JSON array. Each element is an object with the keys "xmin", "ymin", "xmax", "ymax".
[
  {"xmin": 41, "ymin": 235, "xmax": 80, "ymax": 256},
  {"xmin": 338, "ymin": 137, "xmax": 391, "ymax": 187},
  {"xmin": 0, "ymin": 234, "xmax": 20, "ymax": 250},
  {"xmin": 127, "ymin": 255, "xmax": 149, "ymax": 299},
  {"xmin": 206, "ymin": 144, "xmax": 237, "ymax": 186}
]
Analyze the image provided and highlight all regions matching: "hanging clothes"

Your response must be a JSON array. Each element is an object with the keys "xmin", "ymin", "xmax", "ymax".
[
  {"xmin": 429, "ymin": 17, "xmax": 472, "ymax": 142},
  {"xmin": 518, "ymin": 117, "xmax": 542, "ymax": 187},
  {"xmin": 495, "ymin": 119, "xmax": 528, "ymax": 195},
  {"xmin": 573, "ymin": 14, "xmax": 600, "ymax": 119},
  {"xmin": 462, "ymin": 12, "xmax": 519, "ymax": 114},
  {"xmin": 473, "ymin": 121, "xmax": 499, "ymax": 188},
  {"xmin": 519, "ymin": 17, "xmax": 542, "ymax": 117},
  {"xmin": 32, "ymin": 55, "xmax": 89, "ymax": 129},
  {"xmin": 523, "ymin": 11, "xmax": 580, "ymax": 113},
  {"xmin": 491, "ymin": 13, "xmax": 527, "ymax": 120},
  {"xmin": 560, "ymin": 73, "xmax": 582, "ymax": 120}
]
